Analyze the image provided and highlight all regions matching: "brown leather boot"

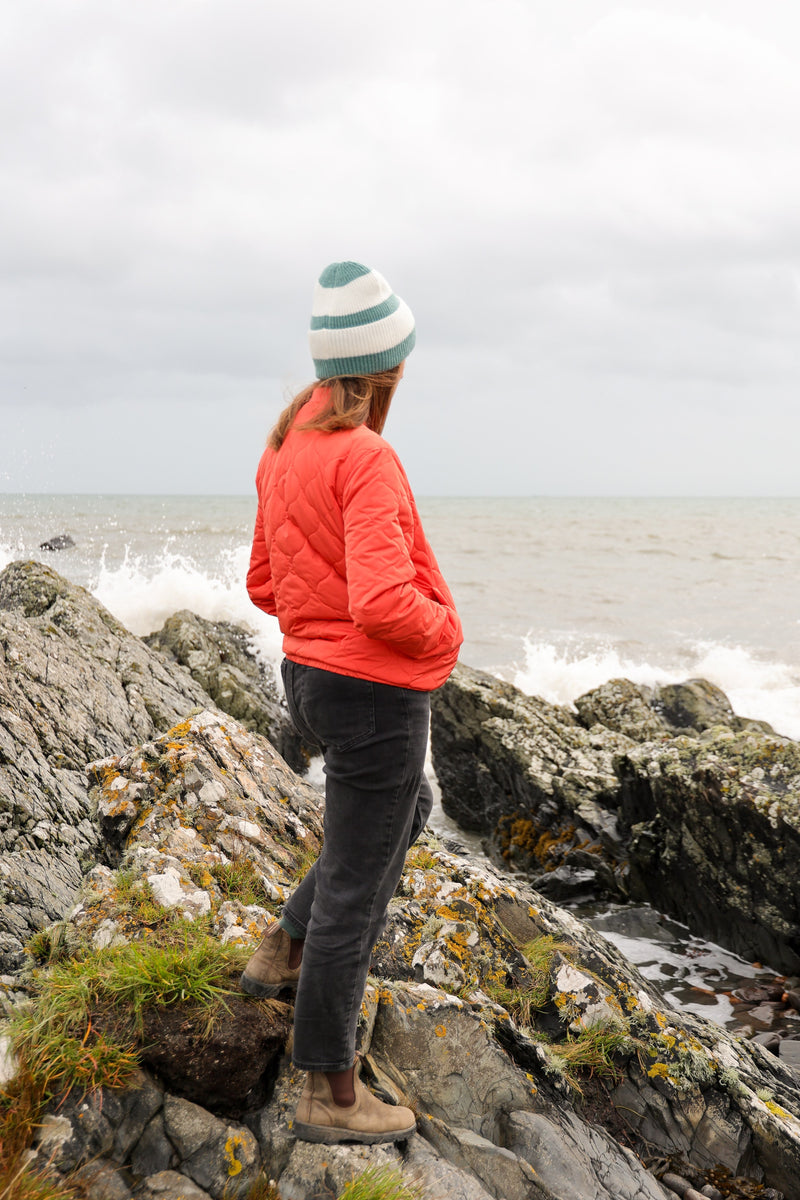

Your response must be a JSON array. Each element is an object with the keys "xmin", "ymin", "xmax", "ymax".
[
  {"xmin": 293, "ymin": 1064, "xmax": 416, "ymax": 1145},
  {"xmin": 239, "ymin": 921, "xmax": 302, "ymax": 998}
]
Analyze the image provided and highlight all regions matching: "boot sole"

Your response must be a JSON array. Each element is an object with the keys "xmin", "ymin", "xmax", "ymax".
[
  {"xmin": 293, "ymin": 1118, "xmax": 417, "ymax": 1145},
  {"xmin": 239, "ymin": 971, "xmax": 298, "ymax": 998}
]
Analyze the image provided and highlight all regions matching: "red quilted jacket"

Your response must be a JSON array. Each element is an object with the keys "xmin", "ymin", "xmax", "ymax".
[{"xmin": 247, "ymin": 388, "xmax": 463, "ymax": 691}]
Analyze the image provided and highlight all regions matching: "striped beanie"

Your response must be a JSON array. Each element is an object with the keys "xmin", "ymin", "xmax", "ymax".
[{"xmin": 309, "ymin": 261, "xmax": 416, "ymax": 380}]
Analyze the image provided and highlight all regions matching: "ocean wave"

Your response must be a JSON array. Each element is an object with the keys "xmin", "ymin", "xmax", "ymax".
[
  {"xmin": 91, "ymin": 544, "xmax": 284, "ymax": 673},
  {"xmin": 3, "ymin": 537, "xmax": 798, "ymax": 743},
  {"xmin": 514, "ymin": 637, "xmax": 800, "ymax": 740}
]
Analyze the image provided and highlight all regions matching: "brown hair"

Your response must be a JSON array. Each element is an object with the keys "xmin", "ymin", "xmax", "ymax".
[{"xmin": 268, "ymin": 364, "xmax": 403, "ymax": 452}]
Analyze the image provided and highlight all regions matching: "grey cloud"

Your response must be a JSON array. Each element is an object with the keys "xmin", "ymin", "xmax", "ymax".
[{"xmin": 2, "ymin": 1, "xmax": 800, "ymax": 493}]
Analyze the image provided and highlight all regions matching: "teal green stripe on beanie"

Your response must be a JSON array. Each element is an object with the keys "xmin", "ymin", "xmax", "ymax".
[
  {"xmin": 318, "ymin": 262, "xmax": 372, "ymax": 287},
  {"xmin": 309, "ymin": 294, "xmax": 400, "ymax": 331},
  {"xmin": 313, "ymin": 329, "xmax": 416, "ymax": 380}
]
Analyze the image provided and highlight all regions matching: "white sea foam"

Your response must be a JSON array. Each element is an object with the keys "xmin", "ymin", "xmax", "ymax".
[
  {"xmin": 91, "ymin": 544, "xmax": 284, "ymax": 676},
  {"xmin": 514, "ymin": 637, "xmax": 800, "ymax": 740}
]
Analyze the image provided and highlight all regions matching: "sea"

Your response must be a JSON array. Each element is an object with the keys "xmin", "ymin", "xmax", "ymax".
[{"xmin": 2, "ymin": 493, "xmax": 799, "ymax": 1028}]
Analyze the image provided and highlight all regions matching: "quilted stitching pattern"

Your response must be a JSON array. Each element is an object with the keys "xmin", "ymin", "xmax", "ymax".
[{"xmin": 247, "ymin": 390, "xmax": 462, "ymax": 691}]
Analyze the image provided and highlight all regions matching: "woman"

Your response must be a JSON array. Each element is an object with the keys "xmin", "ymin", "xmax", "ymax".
[{"xmin": 242, "ymin": 260, "xmax": 462, "ymax": 1145}]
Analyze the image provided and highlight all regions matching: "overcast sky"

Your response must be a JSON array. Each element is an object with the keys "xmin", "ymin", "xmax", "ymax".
[{"xmin": 2, "ymin": 0, "xmax": 800, "ymax": 496}]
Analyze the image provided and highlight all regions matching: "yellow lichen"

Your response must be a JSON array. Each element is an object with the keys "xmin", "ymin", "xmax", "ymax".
[{"xmin": 224, "ymin": 1133, "xmax": 244, "ymax": 1176}]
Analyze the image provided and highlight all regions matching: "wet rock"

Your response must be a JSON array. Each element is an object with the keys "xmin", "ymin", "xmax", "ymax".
[
  {"xmin": 0, "ymin": 561, "xmax": 211, "ymax": 965},
  {"xmin": 752, "ymin": 1033, "xmax": 782, "ymax": 1053},
  {"xmin": 778, "ymin": 1041, "xmax": 800, "ymax": 1072},
  {"xmin": 39, "ymin": 533, "xmax": 75, "ymax": 551},
  {"xmin": 431, "ymin": 662, "xmax": 800, "ymax": 972},
  {"xmin": 430, "ymin": 662, "xmax": 631, "ymax": 882},
  {"xmin": 145, "ymin": 610, "xmax": 310, "ymax": 774},
  {"xmin": 618, "ymin": 730, "xmax": 800, "ymax": 972}
]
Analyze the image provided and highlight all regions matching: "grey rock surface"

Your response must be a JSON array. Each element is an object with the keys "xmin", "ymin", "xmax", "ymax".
[
  {"xmin": 506, "ymin": 1109, "xmax": 669, "ymax": 1200},
  {"xmin": 618, "ymin": 730, "xmax": 800, "ymax": 972},
  {"xmin": 430, "ymin": 662, "xmax": 630, "ymax": 899},
  {"xmin": 162, "ymin": 1094, "xmax": 261, "ymax": 1197},
  {"xmin": 431, "ymin": 661, "xmax": 800, "ymax": 970},
  {"xmin": 145, "ymin": 609, "xmax": 310, "ymax": 773},
  {"xmin": 6, "ymin": 582, "xmax": 800, "ymax": 1199},
  {"xmin": 0, "ymin": 560, "xmax": 211, "ymax": 967},
  {"xmin": 136, "ymin": 1171, "xmax": 213, "ymax": 1200}
]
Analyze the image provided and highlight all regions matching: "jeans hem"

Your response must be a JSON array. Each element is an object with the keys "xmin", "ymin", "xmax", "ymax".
[
  {"xmin": 279, "ymin": 912, "xmax": 307, "ymax": 940},
  {"xmin": 292, "ymin": 1058, "xmax": 356, "ymax": 1073}
]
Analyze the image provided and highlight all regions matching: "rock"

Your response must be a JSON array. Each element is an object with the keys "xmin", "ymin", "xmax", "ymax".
[
  {"xmin": 403, "ymin": 1135, "xmax": 497, "ymax": 1199},
  {"xmin": 145, "ymin": 610, "xmax": 311, "ymax": 774},
  {"xmin": 656, "ymin": 679, "xmax": 739, "ymax": 734},
  {"xmin": 662, "ymin": 1173, "xmax": 693, "ymax": 1195},
  {"xmin": 277, "ymin": 1141, "xmax": 401, "ymax": 1200},
  {"xmin": 431, "ymin": 662, "xmax": 800, "ymax": 971},
  {"xmin": 161, "ymin": 1094, "xmax": 261, "ymax": 1197},
  {"xmin": 655, "ymin": 679, "xmax": 775, "ymax": 736},
  {"xmin": 137, "ymin": 1170, "xmax": 213, "ymax": 1200},
  {"xmin": 0, "ymin": 1029, "xmax": 16, "ymax": 1086},
  {"xmin": 419, "ymin": 1114, "xmax": 546, "ymax": 1200},
  {"xmin": 70, "ymin": 1161, "xmax": 134, "ymax": 1200},
  {"xmin": 430, "ymin": 662, "xmax": 631, "ymax": 884},
  {"xmin": 506, "ymin": 1109, "xmax": 670, "ymax": 1199},
  {"xmin": 0, "ymin": 561, "xmax": 211, "ymax": 966},
  {"xmin": 574, "ymin": 678, "xmax": 776, "ymax": 741},
  {"xmin": 8, "ymin": 628, "xmax": 800, "ymax": 1199},
  {"xmin": 778, "ymin": 1041, "xmax": 800, "ymax": 1072},
  {"xmin": 618, "ymin": 730, "xmax": 800, "ymax": 972},
  {"xmin": 39, "ymin": 533, "xmax": 75, "ymax": 551},
  {"xmin": 575, "ymin": 678, "xmax": 671, "ymax": 741}
]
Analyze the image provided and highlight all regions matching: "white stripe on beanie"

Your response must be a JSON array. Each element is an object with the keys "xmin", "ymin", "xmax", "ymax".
[{"xmin": 309, "ymin": 261, "xmax": 416, "ymax": 380}]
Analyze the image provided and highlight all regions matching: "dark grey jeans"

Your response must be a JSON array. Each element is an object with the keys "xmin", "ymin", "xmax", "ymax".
[{"xmin": 279, "ymin": 658, "xmax": 433, "ymax": 1072}]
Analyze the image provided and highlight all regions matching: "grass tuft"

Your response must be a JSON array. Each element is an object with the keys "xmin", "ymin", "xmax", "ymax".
[
  {"xmin": 540, "ymin": 1021, "xmax": 635, "ymax": 1095},
  {"xmin": 208, "ymin": 855, "xmax": 272, "ymax": 907},
  {"xmin": 338, "ymin": 1165, "xmax": 423, "ymax": 1200},
  {"xmin": 485, "ymin": 933, "xmax": 571, "ymax": 1022},
  {"xmin": 1, "ymin": 926, "xmax": 252, "ymax": 1192}
]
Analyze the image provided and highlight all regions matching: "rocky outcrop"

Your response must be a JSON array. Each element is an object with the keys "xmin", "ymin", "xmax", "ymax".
[
  {"xmin": 575, "ymin": 677, "xmax": 776, "ymax": 740},
  {"xmin": 617, "ymin": 730, "xmax": 800, "ymax": 972},
  {"xmin": 430, "ymin": 663, "xmax": 634, "ymax": 901},
  {"xmin": 431, "ymin": 664, "xmax": 800, "ymax": 970},
  {"xmin": 0, "ymin": 561, "xmax": 212, "ymax": 970},
  {"xmin": 144, "ymin": 610, "xmax": 310, "ymax": 774},
  {"xmin": 4, "ymin": 707, "xmax": 799, "ymax": 1199}
]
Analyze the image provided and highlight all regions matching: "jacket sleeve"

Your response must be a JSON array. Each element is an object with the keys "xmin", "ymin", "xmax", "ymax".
[
  {"xmin": 246, "ymin": 500, "xmax": 277, "ymax": 616},
  {"xmin": 342, "ymin": 444, "xmax": 462, "ymax": 658}
]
